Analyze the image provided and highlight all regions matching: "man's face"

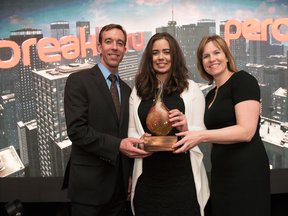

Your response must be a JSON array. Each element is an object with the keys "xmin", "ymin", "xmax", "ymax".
[{"xmin": 97, "ymin": 28, "xmax": 126, "ymax": 73}]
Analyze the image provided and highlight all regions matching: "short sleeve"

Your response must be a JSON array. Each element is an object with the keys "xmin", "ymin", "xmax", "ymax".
[{"xmin": 231, "ymin": 71, "xmax": 260, "ymax": 105}]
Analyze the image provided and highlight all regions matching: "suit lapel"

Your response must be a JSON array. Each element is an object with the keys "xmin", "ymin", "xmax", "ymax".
[
  {"xmin": 119, "ymin": 78, "xmax": 130, "ymax": 126},
  {"xmin": 91, "ymin": 65, "xmax": 119, "ymax": 123}
]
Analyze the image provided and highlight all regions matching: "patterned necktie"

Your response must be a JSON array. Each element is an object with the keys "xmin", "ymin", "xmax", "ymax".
[{"xmin": 108, "ymin": 74, "xmax": 120, "ymax": 119}]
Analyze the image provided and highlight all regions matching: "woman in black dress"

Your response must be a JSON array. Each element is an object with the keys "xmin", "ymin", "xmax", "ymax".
[
  {"xmin": 128, "ymin": 32, "xmax": 209, "ymax": 216},
  {"xmin": 173, "ymin": 34, "xmax": 270, "ymax": 216}
]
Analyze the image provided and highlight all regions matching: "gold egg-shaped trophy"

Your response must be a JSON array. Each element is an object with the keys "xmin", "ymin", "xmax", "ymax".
[{"xmin": 144, "ymin": 76, "xmax": 177, "ymax": 151}]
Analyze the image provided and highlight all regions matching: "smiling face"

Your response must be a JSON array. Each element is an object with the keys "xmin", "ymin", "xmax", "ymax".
[
  {"xmin": 152, "ymin": 38, "xmax": 171, "ymax": 82},
  {"xmin": 97, "ymin": 28, "xmax": 126, "ymax": 74},
  {"xmin": 202, "ymin": 41, "xmax": 229, "ymax": 80}
]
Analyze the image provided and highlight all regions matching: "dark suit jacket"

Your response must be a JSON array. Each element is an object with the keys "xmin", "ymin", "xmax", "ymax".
[{"xmin": 62, "ymin": 64, "xmax": 132, "ymax": 206}]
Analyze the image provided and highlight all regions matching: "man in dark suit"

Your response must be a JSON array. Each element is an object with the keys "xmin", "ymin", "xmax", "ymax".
[{"xmin": 63, "ymin": 24, "xmax": 150, "ymax": 216}]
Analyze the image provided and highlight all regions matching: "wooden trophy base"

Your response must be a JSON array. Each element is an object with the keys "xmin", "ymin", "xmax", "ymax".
[{"xmin": 144, "ymin": 136, "xmax": 177, "ymax": 152}]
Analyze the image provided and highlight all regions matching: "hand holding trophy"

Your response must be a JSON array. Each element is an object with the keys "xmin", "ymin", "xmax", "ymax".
[{"xmin": 144, "ymin": 76, "xmax": 177, "ymax": 151}]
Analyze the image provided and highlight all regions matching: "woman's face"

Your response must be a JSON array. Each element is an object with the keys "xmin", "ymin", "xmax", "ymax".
[
  {"xmin": 152, "ymin": 39, "xmax": 171, "ymax": 75},
  {"xmin": 202, "ymin": 41, "xmax": 228, "ymax": 79}
]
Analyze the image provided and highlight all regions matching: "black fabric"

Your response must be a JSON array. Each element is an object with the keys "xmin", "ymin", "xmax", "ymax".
[
  {"xmin": 204, "ymin": 71, "xmax": 270, "ymax": 216},
  {"xmin": 71, "ymin": 167, "xmax": 126, "ymax": 216},
  {"xmin": 134, "ymin": 92, "xmax": 201, "ymax": 216}
]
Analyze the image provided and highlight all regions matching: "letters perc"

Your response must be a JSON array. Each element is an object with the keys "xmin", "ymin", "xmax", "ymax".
[{"xmin": 225, "ymin": 18, "xmax": 288, "ymax": 46}]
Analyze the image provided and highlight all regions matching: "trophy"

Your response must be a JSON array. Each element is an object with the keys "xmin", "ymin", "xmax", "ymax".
[{"xmin": 144, "ymin": 76, "xmax": 177, "ymax": 151}]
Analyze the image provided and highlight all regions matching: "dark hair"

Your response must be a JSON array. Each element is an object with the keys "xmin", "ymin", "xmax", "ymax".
[
  {"xmin": 99, "ymin": 24, "xmax": 127, "ymax": 46},
  {"xmin": 135, "ymin": 32, "xmax": 189, "ymax": 100},
  {"xmin": 197, "ymin": 34, "xmax": 238, "ymax": 85}
]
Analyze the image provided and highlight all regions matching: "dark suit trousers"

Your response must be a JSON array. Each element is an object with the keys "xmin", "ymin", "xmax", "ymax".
[{"xmin": 71, "ymin": 160, "xmax": 126, "ymax": 216}]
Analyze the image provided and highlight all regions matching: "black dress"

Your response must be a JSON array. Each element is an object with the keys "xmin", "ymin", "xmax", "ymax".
[
  {"xmin": 133, "ymin": 92, "xmax": 201, "ymax": 216},
  {"xmin": 204, "ymin": 71, "xmax": 270, "ymax": 216}
]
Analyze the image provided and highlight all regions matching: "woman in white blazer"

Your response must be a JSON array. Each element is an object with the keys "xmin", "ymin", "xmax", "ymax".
[{"xmin": 128, "ymin": 32, "xmax": 209, "ymax": 216}]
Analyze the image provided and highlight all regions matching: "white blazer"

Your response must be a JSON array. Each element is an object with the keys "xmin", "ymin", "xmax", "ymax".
[{"xmin": 128, "ymin": 79, "xmax": 210, "ymax": 216}]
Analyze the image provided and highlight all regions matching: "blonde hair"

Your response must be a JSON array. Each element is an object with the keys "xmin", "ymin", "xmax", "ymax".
[{"xmin": 197, "ymin": 34, "xmax": 238, "ymax": 85}]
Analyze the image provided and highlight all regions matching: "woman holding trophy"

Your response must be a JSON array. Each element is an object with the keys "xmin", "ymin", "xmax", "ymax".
[
  {"xmin": 128, "ymin": 32, "xmax": 209, "ymax": 216},
  {"xmin": 173, "ymin": 35, "xmax": 270, "ymax": 216}
]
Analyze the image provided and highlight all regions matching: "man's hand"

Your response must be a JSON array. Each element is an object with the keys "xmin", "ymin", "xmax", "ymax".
[
  {"xmin": 119, "ymin": 137, "xmax": 152, "ymax": 158},
  {"xmin": 138, "ymin": 132, "xmax": 151, "ymax": 150}
]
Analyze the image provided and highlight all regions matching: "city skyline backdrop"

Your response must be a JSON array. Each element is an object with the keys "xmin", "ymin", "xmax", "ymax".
[{"xmin": 0, "ymin": 0, "xmax": 288, "ymax": 38}]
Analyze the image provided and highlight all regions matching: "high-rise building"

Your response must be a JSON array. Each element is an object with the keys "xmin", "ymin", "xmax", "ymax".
[
  {"xmin": 50, "ymin": 21, "xmax": 70, "ymax": 40},
  {"xmin": 76, "ymin": 21, "xmax": 92, "ymax": 60},
  {"xmin": 270, "ymin": 27, "xmax": 282, "ymax": 45},
  {"xmin": 263, "ymin": 65, "xmax": 288, "ymax": 95},
  {"xmin": 219, "ymin": 21, "xmax": 226, "ymax": 39},
  {"xmin": 270, "ymin": 44, "xmax": 284, "ymax": 56},
  {"xmin": 136, "ymin": 31, "xmax": 152, "ymax": 65},
  {"xmin": 76, "ymin": 21, "xmax": 90, "ymax": 42},
  {"xmin": 260, "ymin": 118, "xmax": 288, "ymax": 169},
  {"xmin": 220, "ymin": 21, "xmax": 246, "ymax": 71},
  {"xmin": 32, "ymin": 63, "xmax": 94, "ymax": 177},
  {"xmin": 197, "ymin": 19, "xmax": 216, "ymax": 35},
  {"xmin": 10, "ymin": 28, "xmax": 46, "ymax": 124},
  {"xmin": 157, "ymin": 22, "xmax": 209, "ymax": 82},
  {"xmin": 272, "ymin": 87, "xmax": 288, "ymax": 122},
  {"xmin": 248, "ymin": 33, "xmax": 270, "ymax": 65},
  {"xmin": 156, "ymin": 25, "xmax": 178, "ymax": 38},
  {"xmin": 0, "ymin": 93, "xmax": 19, "ymax": 150},
  {"xmin": 17, "ymin": 120, "xmax": 40, "ymax": 177},
  {"xmin": 266, "ymin": 55, "xmax": 286, "ymax": 66},
  {"xmin": 0, "ymin": 38, "xmax": 14, "ymax": 96},
  {"xmin": 0, "ymin": 104, "xmax": 7, "ymax": 149},
  {"xmin": 259, "ymin": 84, "xmax": 273, "ymax": 118},
  {"xmin": 177, "ymin": 24, "xmax": 209, "ymax": 82},
  {"xmin": 142, "ymin": 31, "xmax": 152, "ymax": 49},
  {"xmin": 118, "ymin": 51, "xmax": 139, "ymax": 89},
  {"xmin": 245, "ymin": 63, "xmax": 264, "ymax": 84},
  {"xmin": 156, "ymin": 7, "xmax": 178, "ymax": 37}
]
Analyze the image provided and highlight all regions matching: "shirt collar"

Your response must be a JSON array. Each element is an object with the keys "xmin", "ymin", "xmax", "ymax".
[{"xmin": 98, "ymin": 62, "xmax": 119, "ymax": 82}]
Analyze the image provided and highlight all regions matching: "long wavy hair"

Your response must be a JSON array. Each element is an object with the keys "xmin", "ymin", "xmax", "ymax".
[
  {"xmin": 197, "ymin": 34, "xmax": 238, "ymax": 85},
  {"xmin": 135, "ymin": 32, "xmax": 189, "ymax": 100}
]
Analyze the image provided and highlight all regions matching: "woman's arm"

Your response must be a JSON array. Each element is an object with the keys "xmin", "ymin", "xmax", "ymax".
[{"xmin": 173, "ymin": 100, "xmax": 260, "ymax": 153}]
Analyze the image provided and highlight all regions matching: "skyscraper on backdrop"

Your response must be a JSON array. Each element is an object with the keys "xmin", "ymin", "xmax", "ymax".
[
  {"xmin": 17, "ymin": 120, "xmax": 40, "ymax": 177},
  {"xmin": 10, "ymin": 28, "xmax": 46, "ymax": 124},
  {"xmin": 0, "ymin": 94, "xmax": 18, "ymax": 149},
  {"xmin": 156, "ymin": 19, "xmax": 210, "ymax": 82},
  {"xmin": 197, "ymin": 19, "xmax": 216, "ymax": 36},
  {"xmin": 220, "ymin": 21, "xmax": 246, "ymax": 71},
  {"xmin": 76, "ymin": 20, "xmax": 90, "ymax": 42},
  {"xmin": 76, "ymin": 20, "xmax": 92, "ymax": 60},
  {"xmin": 32, "ymin": 62, "xmax": 94, "ymax": 177},
  {"xmin": 50, "ymin": 21, "xmax": 70, "ymax": 40}
]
